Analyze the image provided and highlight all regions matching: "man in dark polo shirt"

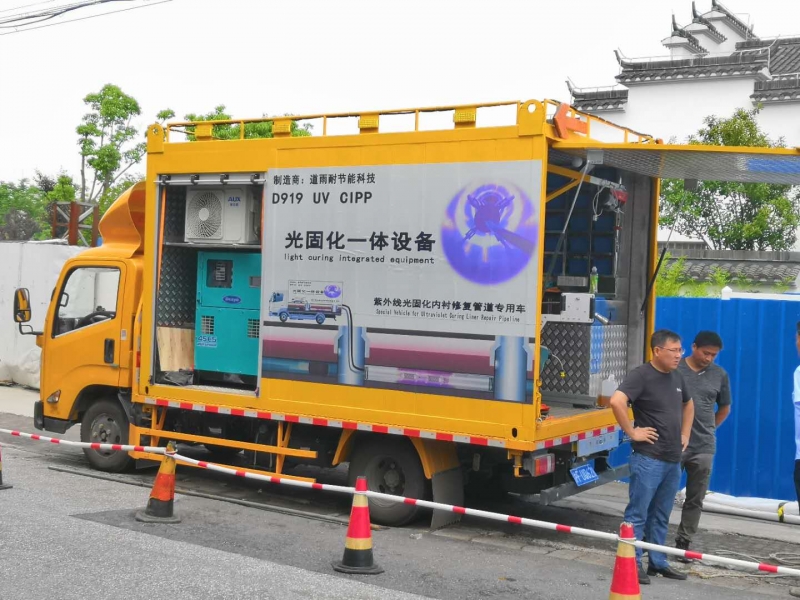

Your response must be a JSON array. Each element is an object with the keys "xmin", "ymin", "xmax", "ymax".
[
  {"xmin": 609, "ymin": 329, "xmax": 695, "ymax": 585},
  {"xmin": 674, "ymin": 331, "xmax": 731, "ymax": 560}
]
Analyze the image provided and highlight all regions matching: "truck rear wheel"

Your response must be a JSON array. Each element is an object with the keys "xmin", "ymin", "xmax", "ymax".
[
  {"xmin": 80, "ymin": 398, "xmax": 133, "ymax": 472},
  {"xmin": 348, "ymin": 438, "xmax": 426, "ymax": 527}
]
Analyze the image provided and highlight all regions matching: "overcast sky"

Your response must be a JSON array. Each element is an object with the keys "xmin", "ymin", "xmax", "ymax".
[{"xmin": 0, "ymin": 0, "xmax": 797, "ymax": 183}]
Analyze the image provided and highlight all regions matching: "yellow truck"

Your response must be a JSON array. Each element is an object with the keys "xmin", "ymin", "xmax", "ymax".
[{"xmin": 15, "ymin": 98, "xmax": 794, "ymax": 526}]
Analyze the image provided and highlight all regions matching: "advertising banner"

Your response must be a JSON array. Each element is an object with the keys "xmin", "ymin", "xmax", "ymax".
[{"xmin": 261, "ymin": 161, "xmax": 542, "ymax": 403}]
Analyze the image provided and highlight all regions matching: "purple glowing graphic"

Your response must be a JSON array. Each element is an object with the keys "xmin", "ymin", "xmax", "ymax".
[
  {"xmin": 441, "ymin": 183, "xmax": 538, "ymax": 285},
  {"xmin": 324, "ymin": 284, "xmax": 342, "ymax": 299}
]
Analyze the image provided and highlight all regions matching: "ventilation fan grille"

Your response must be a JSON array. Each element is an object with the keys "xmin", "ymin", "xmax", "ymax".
[
  {"xmin": 247, "ymin": 319, "xmax": 260, "ymax": 339},
  {"xmin": 186, "ymin": 192, "xmax": 224, "ymax": 239}
]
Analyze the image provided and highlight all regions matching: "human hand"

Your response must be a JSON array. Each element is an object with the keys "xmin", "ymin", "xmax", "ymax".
[
  {"xmin": 681, "ymin": 434, "xmax": 689, "ymax": 451},
  {"xmin": 630, "ymin": 427, "xmax": 658, "ymax": 444}
]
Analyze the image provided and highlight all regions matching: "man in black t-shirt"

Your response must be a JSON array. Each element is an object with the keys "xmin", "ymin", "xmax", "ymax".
[{"xmin": 609, "ymin": 329, "xmax": 695, "ymax": 585}]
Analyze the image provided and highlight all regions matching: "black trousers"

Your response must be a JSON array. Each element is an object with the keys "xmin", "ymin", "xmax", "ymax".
[{"xmin": 795, "ymin": 460, "xmax": 800, "ymax": 508}]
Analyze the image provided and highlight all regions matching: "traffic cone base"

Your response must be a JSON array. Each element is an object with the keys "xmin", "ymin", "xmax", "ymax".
[
  {"xmin": 0, "ymin": 447, "xmax": 12, "ymax": 490},
  {"xmin": 332, "ymin": 476, "xmax": 383, "ymax": 575},
  {"xmin": 609, "ymin": 522, "xmax": 641, "ymax": 600},
  {"xmin": 136, "ymin": 442, "xmax": 180, "ymax": 524}
]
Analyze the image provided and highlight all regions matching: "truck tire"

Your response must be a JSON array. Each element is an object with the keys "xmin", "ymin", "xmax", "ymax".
[
  {"xmin": 279, "ymin": 312, "xmax": 289, "ymax": 322},
  {"xmin": 315, "ymin": 313, "xmax": 325, "ymax": 325},
  {"xmin": 348, "ymin": 438, "xmax": 426, "ymax": 526},
  {"xmin": 80, "ymin": 398, "xmax": 133, "ymax": 472}
]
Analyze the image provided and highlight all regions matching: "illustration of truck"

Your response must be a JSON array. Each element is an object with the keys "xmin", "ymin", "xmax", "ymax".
[{"xmin": 269, "ymin": 282, "xmax": 343, "ymax": 325}]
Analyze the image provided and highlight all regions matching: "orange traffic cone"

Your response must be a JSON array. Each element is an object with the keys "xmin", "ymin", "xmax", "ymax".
[
  {"xmin": 332, "ymin": 476, "xmax": 383, "ymax": 574},
  {"xmin": 135, "ymin": 441, "xmax": 180, "ymax": 523},
  {"xmin": 0, "ymin": 445, "xmax": 12, "ymax": 491},
  {"xmin": 609, "ymin": 522, "xmax": 641, "ymax": 600}
]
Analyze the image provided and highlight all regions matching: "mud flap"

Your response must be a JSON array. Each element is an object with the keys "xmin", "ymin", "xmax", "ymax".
[{"xmin": 430, "ymin": 466, "xmax": 464, "ymax": 530}]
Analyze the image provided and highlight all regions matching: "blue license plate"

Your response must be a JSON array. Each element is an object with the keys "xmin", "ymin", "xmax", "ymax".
[{"xmin": 570, "ymin": 463, "xmax": 599, "ymax": 487}]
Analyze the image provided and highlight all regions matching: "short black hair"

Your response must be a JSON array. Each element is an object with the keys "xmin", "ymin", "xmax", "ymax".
[
  {"xmin": 694, "ymin": 331, "xmax": 723, "ymax": 350},
  {"xmin": 651, "ymin": 329, "xmax": 681, "ymax": 350}
]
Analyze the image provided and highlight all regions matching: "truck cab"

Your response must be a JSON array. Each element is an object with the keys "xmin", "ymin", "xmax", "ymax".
[{"xmin": 13, "ymin": 183, "xmax": 145, "ymax": 471}]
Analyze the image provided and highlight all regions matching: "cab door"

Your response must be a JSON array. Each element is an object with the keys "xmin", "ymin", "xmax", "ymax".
[{"xmin": 41, "ymin": 261, "xmax": 127, "ymax": 422}]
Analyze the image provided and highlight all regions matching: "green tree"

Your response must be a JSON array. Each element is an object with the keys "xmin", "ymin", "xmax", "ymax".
[
  {"xmin": 76, "ymin": 84, "xmax": 172, "ymax": 204},
  {"xmin": 0, "ymin": 180, "xmax": 50, "ymax": 241},
  {"xmin": 182, "ymin": 105, "xmax": 312, "ymax": 141},
  {"xmin": 660, "ymin": 107, "xmax": 800, "ymax": 250}
]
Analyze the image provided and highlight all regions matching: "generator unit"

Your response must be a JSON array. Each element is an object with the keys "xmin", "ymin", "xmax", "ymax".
[
  {"xmin": 185, "ymin": 187, "xmax": 260, "ymax": 245},
  {"xmin": 195, "ymin": 251, "xmax": 262, "ymax": 377}
]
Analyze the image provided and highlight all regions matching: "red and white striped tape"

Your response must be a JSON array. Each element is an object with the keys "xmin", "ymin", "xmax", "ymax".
[
  {"xmin": 173, "ymin": 451, "xmax": 800, "ymax": 579},
  {"xmin": 6, "ymin": 427, "xmax": 791, "ymax": 578},
  {"xmin": 143, "ymin": 396, "xmax": 619, "ymax": 451},
  {"xmin": 0, "ymin": 429, "xmax": 168, "ymax": 455}
]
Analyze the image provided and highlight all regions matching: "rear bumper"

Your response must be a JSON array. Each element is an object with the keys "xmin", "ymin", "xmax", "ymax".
[
  {"xmin": 518, "ymin": 462, "xmax": 630, "ymax": 506},
  {"xmin": 34, "ymin": 401, "xmax": 72, "ymax": 434}
]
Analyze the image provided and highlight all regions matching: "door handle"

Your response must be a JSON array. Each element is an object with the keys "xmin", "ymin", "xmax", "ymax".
[{"xmin": 104, "ymin": 338, "xmax": 115, "ymax": 364}]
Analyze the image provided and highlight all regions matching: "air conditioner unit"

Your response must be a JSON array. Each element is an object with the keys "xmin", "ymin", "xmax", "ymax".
[{"xmin": 184, "ymin": 187, "xmax": 259, "ymax": 245}]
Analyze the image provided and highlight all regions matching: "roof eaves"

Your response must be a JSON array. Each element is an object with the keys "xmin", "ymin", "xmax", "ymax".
[{"xmin": 708, "ymin": 0, "xmax": 758, "ymax": 40}]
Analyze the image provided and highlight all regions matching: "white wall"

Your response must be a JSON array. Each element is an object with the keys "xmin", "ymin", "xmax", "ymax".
[
  {"xmin": 0, "ymin": 241, "xmax": 82, "ymax": 388},
  {"xmin": 611, "ymin": 78, "xmax": 762, "ymax": 143}
]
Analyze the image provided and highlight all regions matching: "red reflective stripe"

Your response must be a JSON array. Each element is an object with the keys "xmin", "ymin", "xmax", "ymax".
[
  {"xmin": 231, "ymin": 408, "xmax": 245, "ymax": 417},
  {"xmin": 270, "ymin": 476, "xmax": 282, "ymax": 484},
  {"xmin": 257, "ymin": 411, "xmax": 271, "ymax": 419},
  {"xmin": 31, "ymin": 434, "xmax": 40, "ymax": 440},
  {"xmin": 134, "ymin": 446, "xmax": 145, "ymax": 452},
  {"xmin": 453, "ymin": 506, "xmax": 467, "ymax": 515},
  {"xmin": 577, "ymin": 432, "xmax": 587, "ymax": 440},
  {"xmin": 90, "ymin": 443, "xmax": 100, "ymax": 450},
  {"xmin": 342, "ymin": 421, "xmax": 358, "ymax": 430},
  {"xmin": 285, "ymin": 414, "xmax": 299, "ymax": 423},
  {"xmin": 759, "ymin": 563, "xmax": 779, "ymax": 574},
  {"xmin": 312, "ymin": 418, "xmax": 328, "ymax": 427},
  {"xmin": 403, "ymin": 497, "xmax": 418, "ymax": 505},
  {"xmin": 508, "ymin": 516, "xmax": 523, "ymax": 525},
  {"xmin": 205, "ymin": 405, "xmax": 219, "ymax": 414},
  {"xmin": 404, "ymin": 429, "xmax": 421, "ymax": 437},
  {"xmin": 470, "ymin": 437, "xmax": 488, "ymax": 446},
  {"xmin": 49, "ymin": 438, "xmax": 59, "ymax": 444},
  {"xmin": 11, "ymin": 431, "xmax": 20, "ymax": 436},
  {"xmin": 685, "ymin": 551, "xmax": 703, "ymax": 560},
  {"xmin": 234, "ymin": 470, "xmax": 246, "ymax": 477},
  {"xmin": 156, "ymin": 399, "xmax": 169, "ymax": 407},
  {"xmin": 111, "ymin": 444, "xmax": 122, "ymax": 451},
  {"xmin": 372, "ymin": 425, "xmax": 389, "ymax": 434},
  {"xmin": 556, "ymin": 524, "xmax": 572, "ymax": 533},
  {"xmin": 346, "ymin": 505, "xmax": 372, "ymax": 539},
  {"xmin": 544, "ymin": 439, "xmax": 555, "ymax": 448},
  {"xmin": 436, "ymin": 433, "xmax": 453, "ymax": 442}
]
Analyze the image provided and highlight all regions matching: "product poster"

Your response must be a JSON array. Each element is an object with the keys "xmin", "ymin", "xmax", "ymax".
[{"xmin": 261, "ymin": 161, "xmax": 542, "ymax": 403}]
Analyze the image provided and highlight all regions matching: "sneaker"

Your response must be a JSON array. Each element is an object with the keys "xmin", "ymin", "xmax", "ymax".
[
  {"xmin": 637, "ymin": 564, "xmax": 651, "ymax": 585},
  {"xmin": 647, "ymin": 565, "xmax": 688, "ymax": 581},
  {"xmin": 675, "ymin": 537, "xmax": 694, "ymax": 564}
]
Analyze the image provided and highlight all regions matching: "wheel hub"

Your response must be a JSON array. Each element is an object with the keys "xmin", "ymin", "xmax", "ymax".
[{"xmin": 91, "ymin": 415, "xmax": 121, "ymax": 454}]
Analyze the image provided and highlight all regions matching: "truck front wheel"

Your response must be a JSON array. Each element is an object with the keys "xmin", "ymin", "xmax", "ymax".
[
  {"xmin": 80, "ymin": 398, "xmax": 133, "ymax": 472},
  {"xmin": 348, "ymin": 438, "xmax": 427, "ymax": 526}
]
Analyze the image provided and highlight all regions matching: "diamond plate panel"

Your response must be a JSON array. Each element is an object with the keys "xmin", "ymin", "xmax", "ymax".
[
  {"xmin": 541, "ymin": 322, "xmax": 629, "ymax": 397},
  {"xmin": 156, "ymin": 246, "xmax": 197, "ymax": 327},
  {"xmin": 588, "ymin": 324, "xmax": 628, "ymax": 397},
  {"xmin": 164, "ymin": 186, "xmax": 187, "ymax": 241},
  {"xmin": 540, "ymin": 323, "xmax": 591, "ymax": 395}
]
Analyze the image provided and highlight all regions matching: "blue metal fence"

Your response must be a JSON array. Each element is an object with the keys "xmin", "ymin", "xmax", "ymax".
[{"xmin": 608, "ymin": 295, "xmax": 800, "ymax": 501}]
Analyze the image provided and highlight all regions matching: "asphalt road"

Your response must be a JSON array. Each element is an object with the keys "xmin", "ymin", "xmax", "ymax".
[{"xmin": 1, "ymin": 411, "xmax": 797, "ymax": 600}]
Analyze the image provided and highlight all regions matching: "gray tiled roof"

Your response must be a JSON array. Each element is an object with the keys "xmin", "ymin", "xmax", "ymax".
[
  {"xmin": 708, "ymin": 0, "xmax": 757, "ymax": 39},
  {"xmin": 670, "ymin": 15, "xmax": 708, "ymax": 54},
  {"xmin": 668, "ymin": 258, "xmax": 800, "ymax": 286},
  {"xmin": 616, "ymin": 49, "xmax": 770, "ymax": 84},
  {"xmin": 738, "ymin": 38, "xmax": 800, "ymax": 74},
  {"xmin": 690, "ymin": 1, "xmax": 727, "ymax": 43},
  {"xmin": 568, "ymin": 87, "xmax": 628, "ymax": 112}
]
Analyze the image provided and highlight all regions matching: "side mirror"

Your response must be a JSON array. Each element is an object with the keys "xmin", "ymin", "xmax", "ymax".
[
  {"xmin": 13, "ymin": 288, "xmax": 42, "ymax": 336},
  {"xmin": 13, "ymin": 288, "xmax": 31, "ymax": 323}
]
